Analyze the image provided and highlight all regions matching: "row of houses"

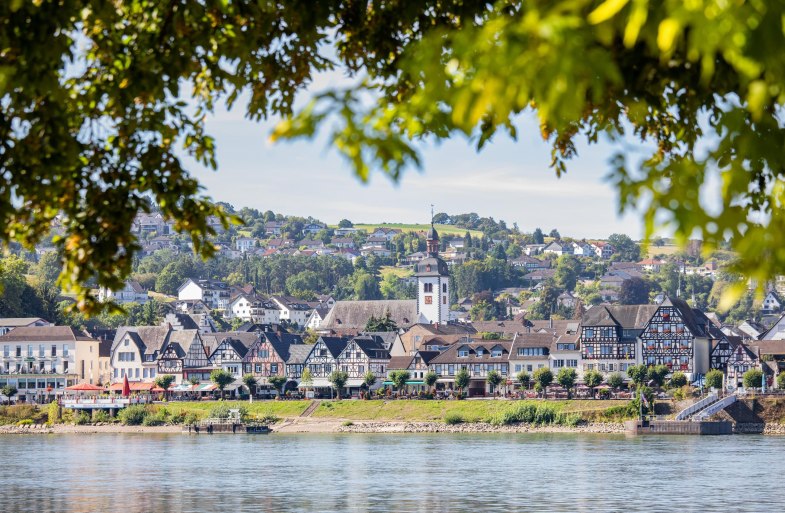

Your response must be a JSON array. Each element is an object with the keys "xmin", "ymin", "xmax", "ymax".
[{"xmin": 4, "ymin": 293, "xmax": 784, "ymax": 402}]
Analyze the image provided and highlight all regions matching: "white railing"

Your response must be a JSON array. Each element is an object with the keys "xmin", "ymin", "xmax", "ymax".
[
  {"xmin": 61, "ymin": 397, "xmax": 148, "ymax": 407},
  {"xmin": 694, "ymin": 394, "xmax": 737, "ymax": 421},
  {"xmin": 675, "ymin": 393, "xmax": 718, "ymax": 420}
]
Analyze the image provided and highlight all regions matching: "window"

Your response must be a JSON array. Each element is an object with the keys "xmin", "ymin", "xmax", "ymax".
[
  {"xmin": 527, "ymin": 365, "xmax": 533, "ymax": 372},
  {"xmin": 51, "ymin": 345, "xmax": 57, "ymax": 357},
  {"xmin": 63, "ymin": 345, "xmax": 69, "ymax": 357},
  {"xmin": 491, "ymin": 348, "xmax": 502, "ymax": 357},
  {"xmin": 475, "ymin": 348, "xmax": 484, "ymax": 357},
  {"xmin": 63, "ymin": 361, "xmax": 68, "ymax": 372},
  {"xmin": 443, "ymin": 295, "xmax": 447, "ymax": 304},
  {"xmin": 424, "ymin": 283, "xmax": 433, "ymax": 293},
  {"xmin": 568, "ymin": 360, "xmax": 578, "ymax": 367},
  {"xmin": 3, "ymin": 346, "xmax": 8, "ymax": 357},
  {"xmin": 553, "ymin": 360, "xmax": 564, "ymax": 368},
  {"xmin": 448, "ymin": 365, "xmax": 455, "ymax": 375},
  {"xmin": 584, "ymin": 329, "xmax": 594, "ymax": 338},
  {"xmin": 271, "ymin": 363, "xmax": 278, "ymax": 374},
  {"xmin": 557, "ymin": 343, "xmax": 576, "ymax": 351},
  {"xmin": 514, "ymin": 364, "xmax": 522, "ymax": 372},
  {"xmin": 442, "ymin": 283, "xmax": 447, "ymax": 293},
  {"xmin": 39, "ymin": 345, "xmax": 45, "ymax": 357},
  {"xmin": 27, "ymin": 345, "xmax": 33, "ymax": 357},
  {"xmin": 458, "ymin": 348, "xmax": 469, "ymax": 357},
  {"xmin": 15, "ymin": 346, "xmax": 21, "ymax": 357},
  {"xmin": 424, "ymin": 296, "xmax": 433, "ymax": 304}
]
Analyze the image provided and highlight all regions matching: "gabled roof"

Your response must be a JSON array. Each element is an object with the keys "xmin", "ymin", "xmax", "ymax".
[
  {"xmin": 0, "ymin": 317, "xmax": 50, "ymax": 327},
  {"xmin": 320, "ymin": 300, "xmax": 418, "ymax": 331},
  {"xmin": 286, "ymin": 344, "xmax": 313, "ymax": 365},
  {"xmin": 113, "ymin": 326, "xmax": 171, "ymax": 356},
  {"xmin": 430, "ymin": 340, "xmax": 512, "ymax": 364},
  {"xmin": 0, "ymin": 326, "xmax": 94, "ymax": 342},
  {"xmin": 350, "ymin": 335, "xmax": 390, "ymax": 359},
  {"xmin": 165, "ymin": 330, "xmax": 201, "ymax": 358},
  {"xmin": 262, "ymin": 332, "xmax": 304, "ymax": 362},
  {"xmin": 314, "ymin": 336, "xmax": 350, "ymax": 358}
]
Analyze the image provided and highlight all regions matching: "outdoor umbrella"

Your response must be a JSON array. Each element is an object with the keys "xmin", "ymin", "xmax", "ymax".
[
  {"xmin": 65, "ymin": 383, "xmax": 104, "ymax": 392},
  {"xmin": 122, "ymin": 375, "xmax": 131, "ymax": 397}
]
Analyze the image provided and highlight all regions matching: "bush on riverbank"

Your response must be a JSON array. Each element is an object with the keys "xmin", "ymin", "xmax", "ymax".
[
  {"xmin": 119, "ymin": 405, "xmax": 151, "ymax": 426},
  {"xmin": 444, "ymin": 412, "xmax": 464, "ymax": 425},
  {"xmin": 488, "ymin": 403, "xmax": 581, "ymax": 427},
  {"xmin": 0, "ymin": 404, "xmax": 46, "ymax": 425}
]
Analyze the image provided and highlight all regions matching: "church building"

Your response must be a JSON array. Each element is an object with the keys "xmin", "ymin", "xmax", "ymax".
[{"xmin": 414, "ymin": 222, "xmax": 450, "ymax": 324}]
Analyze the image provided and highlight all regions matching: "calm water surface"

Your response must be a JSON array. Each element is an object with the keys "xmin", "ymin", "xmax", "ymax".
[{"xmin": 0, "ymin": 432, "xmax": 782, "ymax": 512}]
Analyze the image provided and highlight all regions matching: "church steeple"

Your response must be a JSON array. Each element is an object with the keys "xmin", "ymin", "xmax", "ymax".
[{"xmin": 426, "ymin": 204, "xmax": 439, "ymax": 256}]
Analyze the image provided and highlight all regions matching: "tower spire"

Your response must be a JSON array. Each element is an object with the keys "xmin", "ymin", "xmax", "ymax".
[{"xmin": 430, "ymin": 204, "xmax": 434, "ymax": 227}]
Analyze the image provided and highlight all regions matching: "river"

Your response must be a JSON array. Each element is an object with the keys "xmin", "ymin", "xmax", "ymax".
[{"xmin": 0, "ymin": 433, "xmax": 782, "ymax": 512}]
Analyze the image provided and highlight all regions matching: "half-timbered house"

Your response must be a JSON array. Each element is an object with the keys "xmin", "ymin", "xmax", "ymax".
[
  {"xmin": 386, "ymin": 350, "xmax": 440, "ymax": 392},
  {"xmin": 336, "ymin": 335, "xmax": 390, "ymax": 393},
  {"xmin": 579, "ymin": 305, "xmax": 658, "ymax": 375},
  {"xmin": 203, "ymin": 332, "xmax": 259, "ymax": 381},
  {"xmin": 639, "ymin": 298, "xmax": 723, "ymax": 380},
  {"xmin": 303, "ymin": 336, "xmax": 349, "ymax": 393},
  {"xmin": 725, "ymin": 339, "xmax": 759, "ymax": 389},
  {"xmin": 110, "ymin": 326, "xmax": 170, "ymax": 382},
  {"xmin": 156, "ymin": 330, "xmax": 201, "ymax": 383},
  {"xmin": 243, "ymin": 332, "xmax": 304, "ymax": 391}
]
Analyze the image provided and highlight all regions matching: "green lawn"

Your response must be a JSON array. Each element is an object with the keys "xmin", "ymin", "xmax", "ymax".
[
  {"xmin": 333, "ymin": 223, "xmax": 484, "ymax": 238},
  {"xmin": 379, "ymin": 266, "xmax": 414, "ymax": 279},
  {"xmin": 163, "ymin": 400, "xmax": 311, "ymax": 420},
  {"xmin": 312, "ymin": 399, "xmax": 631, "ymax": 423}
]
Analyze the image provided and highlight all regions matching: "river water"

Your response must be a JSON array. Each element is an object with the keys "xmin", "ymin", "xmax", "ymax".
[{"xmin": 0, "ymin": 433, "xmax": 782, "ymax": 512}]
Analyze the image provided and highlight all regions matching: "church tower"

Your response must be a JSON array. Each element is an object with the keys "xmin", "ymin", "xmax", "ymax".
[{"xmin": 415, "ymin": 211, "xmax": 450, "ymax": 324}]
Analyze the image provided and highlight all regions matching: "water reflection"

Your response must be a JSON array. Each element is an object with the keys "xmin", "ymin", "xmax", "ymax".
[{"xmin": 0, "ymin": 433, "xmax": 784, "ymax": 512}]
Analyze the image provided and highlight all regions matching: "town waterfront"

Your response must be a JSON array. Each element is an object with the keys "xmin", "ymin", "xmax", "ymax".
[{"xmin": 1, "ymin": 433, "xmax": 783, "ymax": 512}]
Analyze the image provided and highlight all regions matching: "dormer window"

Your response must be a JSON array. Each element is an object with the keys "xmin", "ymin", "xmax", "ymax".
[
  {"xmin": 491, "ymin": 348, "xmax": 502, "ymax": 357},
  {"xmin": 458, "ymin": 348, "xmax": 469, "ymax": 357},
  {"xmin": 476, "ymin": 348, "xmax": 484, "ymax": 357}
]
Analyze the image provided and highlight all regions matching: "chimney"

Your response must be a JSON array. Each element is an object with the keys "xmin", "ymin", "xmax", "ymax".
[{"xmin": 549, "ymin": 318, "xmax": 553, "ymax": 329}]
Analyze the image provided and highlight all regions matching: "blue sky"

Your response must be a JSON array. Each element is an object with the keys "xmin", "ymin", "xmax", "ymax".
[{"xmin": 183, "ymin": 70, "xmax": 646, "ymax": 239}]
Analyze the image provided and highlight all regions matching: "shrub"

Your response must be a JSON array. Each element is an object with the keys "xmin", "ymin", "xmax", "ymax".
[
  {"xmin": 47, "ymin": 401, "xmax": 60, "ymax": 425},
  {"xmin": 92, "ymin": 410, "xmax": 111, "ymax": 423},
  {"xmin": 118, "ymin": 405, "xmax": 149, "ymax": 426},
  {"xmin": 74, "ymin": 412, "xmax": 91, "ymax": 425},
  {"xmin": 183, "ymin": 413, "xmax": 199, "ymax": 426},
  {"xmin": 488, "ymin": 402, "xmax": 582, "ymax": 427},
  {"xmin": 669, "ymin": 371, "xmax": 688, "ymax": 389},
  {"xmin": 142, "ymin": 414, "xmax": 165, "ymax": 426},
  {"xmin": 444, "ymin": 412, "xmax": 464, "ymax": 425},
  {"xmin": 16, "ymin": 419, "xmax": 33, "ymax": 426},
  {"xmin": 342, "ymin": 420, "xmax": 354, "ymax": 427},
  {"xmin": 705, "ymin": 369, "xmax": 724, "ymax": 389},
  {"xmin": 208, "ymin": 404, "xmax": 231, "ymax": 419}
]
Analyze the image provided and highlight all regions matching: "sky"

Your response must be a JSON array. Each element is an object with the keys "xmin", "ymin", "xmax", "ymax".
[{"xmin": 182, "ymin": 68, "xmax": 647, "ymax": 240}]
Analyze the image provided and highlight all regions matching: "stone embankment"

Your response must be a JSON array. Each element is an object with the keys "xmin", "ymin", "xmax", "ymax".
[{"xmin": 336, "ymin": 421, "xmax": 626, "ymax": 434}]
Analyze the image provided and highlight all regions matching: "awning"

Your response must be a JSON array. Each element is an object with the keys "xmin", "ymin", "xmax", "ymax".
[
  {"xmin": 171, "ymin": 383, "xmax": 194, "ymax": 392},
  {"xmin": 195, "ymin": 383, "xmax": 217, "ymax": 392},
  {"xmin": 109, "ymin": 382, "xmax": 155, "ymax": 392}
]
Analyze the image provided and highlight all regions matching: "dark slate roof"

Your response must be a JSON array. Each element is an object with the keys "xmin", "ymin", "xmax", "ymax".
[
  {"xmin": 235, "ymin": 322, "xmax": 287, "ymax": 334},
  {"xmin": 414, "ymin": 256, "xmax": 449, "ymax": 277},
  {"xmin": 417, "ymin": 350, "xmax": 441, "ymax": 365},
  {"xmin": 318, "ymin": 336, "xmax": 350, "ymax": 358},
  {"xmin": 352, "ymin": 335, "xmax": 390, "ymax": 359},
  {"xmin": 166, "ymin": 313, "xmax": 199, "ymax": 330},
  {"xmin": 264, "ymin": 332, "xmax": 305, "ymax": 362},
  {"xmin": 360, "ymin": 331, "xmax": 399, "ymax": 350},
  {"xmin": 581, "ymin": 305, "xmax": 658, "ymax": 330},
  {"xmin": 113, "ymin": 326, "xmax": 170, "ymax": 356},
  {"xmin": 286, "ymin": 344, "xmax": 313, "ymax": 365}
]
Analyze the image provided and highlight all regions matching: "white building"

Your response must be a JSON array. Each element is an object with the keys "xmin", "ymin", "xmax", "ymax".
[
  {"xmin": 271, "ymin": 296, "xmax": 313, "ymax": 327},
  {"xmin": 0, "ymin": 326, "xmax": 100, "ymax": 402},
  {"xmin": 236, "ymin": 237, "xmax": 256, "ymax": 253},
  {"xmin": 98, "ymin": 280, "xmax": 149, "ymax": 304},
  {"xmin": 177, "ymin": 278, "xmax": 232, "ymax": 311},
  {"xmin": 228, "ymin": 294, "xmax": 281, "ymax": 324},
  {"xmin": 414, "ymin": 225, "xmax": 450, "ymax": 324}
]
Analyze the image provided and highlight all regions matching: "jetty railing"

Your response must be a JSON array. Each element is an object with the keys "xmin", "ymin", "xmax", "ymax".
[{"xmin": 675, "ymin": 393, "xmax": 718, "ymax": 420}]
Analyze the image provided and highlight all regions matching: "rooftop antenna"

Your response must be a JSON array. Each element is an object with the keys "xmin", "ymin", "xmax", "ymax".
[{"xmin": 430, "ymin": 204, "xmax": 434, "ymax": 226}]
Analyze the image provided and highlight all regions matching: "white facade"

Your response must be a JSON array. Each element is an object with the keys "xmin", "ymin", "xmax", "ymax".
[
  {"xmin": 236, "ymin": 237, "xmax": 256, "ymax": 252},
  {"xmin": 98, "ymin": 280, "xmax": 149, "ymax": 304},
  {"xmin": 177, "ymin": 279, "xmax": 231, "ymax": 311},
  {"xmin": 417, "ymin": 275, "xmax": 449, "ymax": 324}
]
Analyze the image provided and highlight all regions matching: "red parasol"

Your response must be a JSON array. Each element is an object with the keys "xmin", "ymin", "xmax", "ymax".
[
  {"xmin": 122, "ymin": 375, "xmax": 131, "ymax": 397},
  {"xmin": 65, "ymin": 382, "xmax": 104, "ymax": 392}
]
